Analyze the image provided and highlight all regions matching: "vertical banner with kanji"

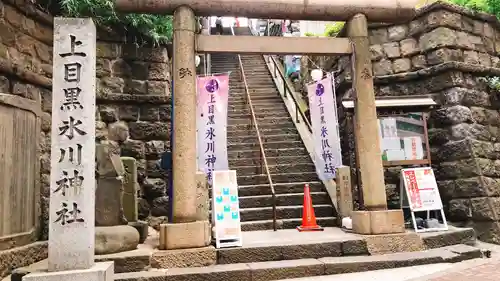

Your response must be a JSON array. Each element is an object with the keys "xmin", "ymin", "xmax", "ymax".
[
  {"xmin": 196, "ymin": 74, "xmax": 229, "ymax": 184},
  {"xmin": 307, "ymin": 73, "xmax": 342, "ymax": 180}
]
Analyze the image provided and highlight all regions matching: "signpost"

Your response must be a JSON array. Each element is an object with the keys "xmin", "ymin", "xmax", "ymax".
[
  {"xmin": 400, "ymin": 167, "xmax": 448, "ymax": 233},
  {"xmin": 212, "ymin": 170, "xmax": 243, "ymax": 248}
]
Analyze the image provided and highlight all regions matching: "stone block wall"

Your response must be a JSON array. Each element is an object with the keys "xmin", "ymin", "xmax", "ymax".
[
  {"xmin": 94, "ymin": 41, "xmax": 172, "ymax": 223},
  {"xmin": 0, "ymin": 0, "xmax": 173, "ymax": 242},
  {"xmin": 324, "ymin": 2, "xmax": 500, "ymax": 242}
]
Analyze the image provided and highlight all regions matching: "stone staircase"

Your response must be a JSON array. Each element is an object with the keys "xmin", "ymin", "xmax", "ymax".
[{"xmin": 209, "ymin": 27, "xmax": 336, "ymax": 231}]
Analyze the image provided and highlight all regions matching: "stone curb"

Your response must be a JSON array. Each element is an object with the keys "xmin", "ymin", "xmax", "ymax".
[{"xmin": 114, "ymin": 244, "xmax": 483, "ymax": 281}]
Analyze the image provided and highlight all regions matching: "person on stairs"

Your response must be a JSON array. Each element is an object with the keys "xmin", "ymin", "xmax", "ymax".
[{"xmin": 215, "ymin": 16, "xmax": 223, "ymax": 35}]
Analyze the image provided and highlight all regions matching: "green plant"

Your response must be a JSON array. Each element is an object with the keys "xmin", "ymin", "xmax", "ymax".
[
  {"xmin": 324, "ymin": 22, "xmax": 345, "ymax": 37},
  {"xmin": 53, "ymin": 0, "xmax": 174, "ymax": 44},
  {"xmin": 304, "ymin": 32, "xmax": 317, "ymax": 37}
]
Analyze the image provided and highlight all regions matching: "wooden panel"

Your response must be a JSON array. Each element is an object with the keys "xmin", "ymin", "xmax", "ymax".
[
  {"xmin": 0, "ymin": 101, "xmax": 38, "ymax": 250},
  {"xmin": 196, "ymin": 35, "xmax": 353, "ymax": 55}
]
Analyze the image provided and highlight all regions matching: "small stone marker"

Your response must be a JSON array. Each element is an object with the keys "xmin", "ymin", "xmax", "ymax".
[
  {"xmin": 336, "ymin": 166, "xmax": 353, "ymax": 224},
  {"xmin": 23, "ymin": 17, "xmax": 113, "ymax": 281},
  {"xmin": 122, "ymin": 157, "xmax": 138, "ymax": 222}
]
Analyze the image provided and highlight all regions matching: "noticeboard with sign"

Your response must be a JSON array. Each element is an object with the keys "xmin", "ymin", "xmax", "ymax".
[{"xmin": 400, "ymin": 167, "xmax": 448, "ymax": 233}]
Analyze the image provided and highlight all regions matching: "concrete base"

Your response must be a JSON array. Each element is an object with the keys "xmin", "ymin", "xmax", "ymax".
[
  {"xmin": 22, "ymin": 262, "xmax": 113, "ymax": 281},
  {"xmin": 352, "ymin": 210, "xmax": 405, "ymax": 235},
  {"xmin": 159, "ymin": 221, "xmax": 211, "ymax": 250},
  {"xmin": 150, "ymin": 246, "xmax": 216, "ymax": 268}
]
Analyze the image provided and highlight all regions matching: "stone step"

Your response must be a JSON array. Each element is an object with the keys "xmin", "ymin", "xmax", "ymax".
[
  {"xmin": 227, "ymin": 110, "xmax": 288, "ymax": 118},
  {"xmin": 228, "ymin": 96, "xmax": 283, "ymax": 105},
  {"xmin": 238, "ymin": 192, "xmax": 330, "ymax": 208},
  {"xmin": 213, "ymin": 63, "xmax": 268, "ymax": 68},
  {"xmin": 114, "ymin": 245, "xmax": 482, "ymax": 281},
  {"xmin": 227, "ymin": 126, "xmax": 299, "ymax": 137},
  {"xmin": 228, "ymin": 147, "xmax": 309, "ymax": 159},
  {"xmin": 237, "ymin": 181, "xmax": 323, "ymax": 196},
  {"xmin": 229, "ymin": 103, "xmax": 288, "ymax": 111},
  {"xmin": 239, "ymin": 204, "xmax": 334, "ymax": 221},
  {"xmin": 227, "ymin": 133, "xmax": 301, "ymax": 144},
  {"xmin": 228, "ymin": 116, "xmax": 293, "ymax": 126},
  {"xmin": 233, "ymin": 162, "xmax": 316, "ymax": 176},
  {"xmin": 229, "ymin": 155, "xmax": 312, "ymax": 167},
  {"xmin": 209, "ymin": 192, "xmax": 329, "ymax": 209},
  {"xmin": 231, "ymin": 79, "xmax": 275, "ymax": 84},
  {"xmin": 227, "ymin": 122, "xmax": 296, "ymax": 132},
  {"xmin": 229, "ymin": 88, "xmax": 278, "ymax": 94},
  {"xmin": 240, "ymin": 216, "xmax": 337, "ymax": 231},
  {"xmin": 228, "ymin": 140, "xmax": 304, "ymax": 151},
  {"xmin": 237, "ymin": 171, "xmax": 319, "ymax": 186}
]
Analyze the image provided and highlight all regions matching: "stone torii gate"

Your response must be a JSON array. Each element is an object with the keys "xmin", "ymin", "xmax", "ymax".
[{"xmin": 115, "ymin": 0, "xmax": 418, "ymax": 249}]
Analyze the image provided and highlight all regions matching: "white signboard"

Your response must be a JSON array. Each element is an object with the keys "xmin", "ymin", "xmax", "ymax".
[
  {"xmin": 400, "ymin": 167, "xmax": 448, "ymax": 233},
  {"xmin": 212, "ymin": 170, "xmax": 243, "ymax": 248}
]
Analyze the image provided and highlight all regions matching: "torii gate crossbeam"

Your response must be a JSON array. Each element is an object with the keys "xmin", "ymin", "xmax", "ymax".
[{"xmin": 115, "ymin": 0, "xmax": 417, "ymax": 23}]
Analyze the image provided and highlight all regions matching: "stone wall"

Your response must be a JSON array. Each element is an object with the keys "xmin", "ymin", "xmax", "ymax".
[
  {"xmin": 321, "ymin": 2, "xmax": 500, "ymax": 243},
  {"xmin": 0, "ymin": 0, "xmax": 172, "ymax": 243},
  {"xmin": 94, "ymin": 39, "xmax": 172, "ymax": 224}
]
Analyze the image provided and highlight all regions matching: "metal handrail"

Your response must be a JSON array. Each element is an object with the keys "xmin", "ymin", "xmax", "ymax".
[
  {"xmin": 268, "ymin": 55, "xmax": 313, "ymax": 132},
  {"xmin": 230, "ymin": 26, "xmax": 277, "ymax": 231}
]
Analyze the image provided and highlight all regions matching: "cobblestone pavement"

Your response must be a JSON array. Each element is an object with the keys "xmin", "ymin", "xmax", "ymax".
[{"xmin": 408, "ymin": 257, "xmax": 500, "ymax": 281}]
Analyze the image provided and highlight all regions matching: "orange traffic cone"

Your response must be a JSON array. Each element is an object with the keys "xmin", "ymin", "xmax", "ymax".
[{"xmin": 297, "ymin": 184, "xmax": 324, "ymax": 232}]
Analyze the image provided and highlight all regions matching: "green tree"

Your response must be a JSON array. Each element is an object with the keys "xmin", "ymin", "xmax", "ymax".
[{"xmin": 42, "ymin": 0, "xmax": 173, "ymax": 44}]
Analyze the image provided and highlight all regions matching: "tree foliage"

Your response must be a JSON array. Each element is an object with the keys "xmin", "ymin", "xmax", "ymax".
[
  {"xmin": 41, "ymin": 0, "xmax": 173, "ymax": 44},
  {"xmin": 324, "ymin": 22, "xmax": 345, "ymax": 37},
  {"xmin": 448, "ymin": 0, "xmax": 500, "ymax": 90}
]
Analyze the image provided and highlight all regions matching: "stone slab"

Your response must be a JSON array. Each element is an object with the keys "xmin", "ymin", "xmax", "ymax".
[
  {"xmin": 217, "ymin": 242, "xmax": 343, "ymax": 264},
  {"xmin": 365, "ymin": 233, "xmax": 426, "ymax": 255},
  {"xmin": 319, "ymin": 250, "xmax": 444, "ymax": 275},
  {"xmin": 150, "ymin": 246, "xmax": 216, "ymax": 268},
  {"xmin": 159, "ymin": 221, "xmax": 210, "ymax": 250},
  {"xmin": 49, "ymin": 17, "xmax": 97, "ymax": 272},
  {"xmin": 420, "ymin": 227, "xmax": 476, "ymax": 249},
  {"xmin": 248, "ymin": 259, "xmax": 325, "ymax": 281},
  {"xmin": 22, "ymin": 262, "xmax": 113, "ymax": 281},
  {"xmin": 166, "ymin": 263, "xmax": 252, "ymax": 281},
  {"xmin": 352, "ymin": 210, "xmax": 405, "ymax": 235}
]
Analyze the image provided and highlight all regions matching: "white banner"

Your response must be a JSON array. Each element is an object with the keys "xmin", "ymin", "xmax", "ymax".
[
  {"xmin": 307, "ymin": 73, "xmax": 342, "ymax": 180},
  {"xmin": 196, "ymin": 74, "xmax": 229, "ymax": 184}
]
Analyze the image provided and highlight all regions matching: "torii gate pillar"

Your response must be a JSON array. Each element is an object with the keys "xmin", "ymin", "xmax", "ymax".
[
  {"xmin": 346, "ymin": 14, "xmax": 405, "ymax": 235},
  {"xmin": 158, "ymin": 6, "xmax": 211, "ymax": 250}
]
